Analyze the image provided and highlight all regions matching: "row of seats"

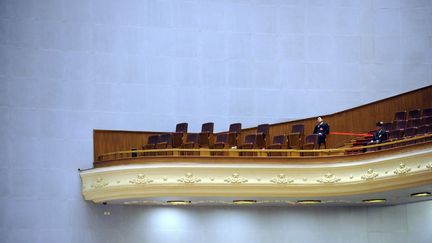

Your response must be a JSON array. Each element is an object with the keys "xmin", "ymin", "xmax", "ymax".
[
  {"xmin": 394, "ymin": 108, "xmax": 432, "ymax": 121},
  {"xmin": 141, "ymin": 122, "xmax": 309, "ymax": 153}
]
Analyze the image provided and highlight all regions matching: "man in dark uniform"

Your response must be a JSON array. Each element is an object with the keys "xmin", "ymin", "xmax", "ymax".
[
  {"xmin": 371, "ymin": 121, "xmax": 388, "ymax": 143},
  {"xmin": 313, "ymin": 116, "xmax": 330, "ymax": 148}
]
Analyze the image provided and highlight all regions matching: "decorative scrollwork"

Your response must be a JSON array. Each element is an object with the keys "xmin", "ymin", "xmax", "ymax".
[
  {"xmin": 129, "ymin": 174, "xmax": 153, "ymax": 184},
  {"xmin": 426, "ymin": 163, "xmax": 432, "ymax": 170},
  {"xmin": 270, "ymin": 174, "xmax": 294, "ymax": 184},
  {"xmin": 393, "ymin": 163, "xmax": 412, "ymax": 175},
  {"xmin": 317, "ymin": 173, "xmax": 341, "ymax": 184},
  {"xmin": 177, "ymin": 173, "xmax": 202, "ymax": 184},
  {"xmin": 224, "ymin": 173, "xmax": 248, "ymax": 184},
  {"xmin": 361, "ymin": 169, "xmax": 379, "ymax": 180},
  {"xmin": 91, "ymin": 177, "xmax": 109, "ymax": 189}
]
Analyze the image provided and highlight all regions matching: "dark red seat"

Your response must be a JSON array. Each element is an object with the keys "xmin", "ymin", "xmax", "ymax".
[
  {"xmin": 408, "ymin": 109, "xmax": 421, "ymax": 119},
  {"xmin": 392, "ymin": 120, "xmax": 407, "ymax": 130},
  {"xmin": 381, "ymin": 122, "xmax": 392, "ymax": 132},
  {"xmin": 288, "ymin": 124, "xmax": 304, "ymax": 149},
  {"xmin": 198, "ymin": 122, "xmax": 214, "ymax": 148},
  {"xmin": 422, "ymin": 116, "xmax": 432, "ymax": 125},
  {"xmin": 422, "ymin": 108, "xmax": 432, "ymax": 117},
  {"xmin": 228, "ymin": 123, "xmax": 242, "ymax": 146},
  {"xmin": 394, "ymin": 111, "xmax": 407, "ymax": 121},
  {"xmin": 155, "ymin": 133, "xmax": 173, "ymax": 155},
  {"xmin": 404, "ymin": 127, "xmax": 417, "ymax": 137},
  {"xmin": 239, "ymin": 134, "xmax": 257, "ymax": 156},
  {"xmin": 181, "ymin": 133, "xmax": 199, "ymax": 155},
  {"xmin": 268, "ymin": 135, "xmax": 287, "ymax": 156},
  {"xmin": 407, "ymin": 118, "xmax": 421, "ymax": 128},
  {"xmin": 143, "ymin": 134, "xmax": 159, "ymax": 150}
]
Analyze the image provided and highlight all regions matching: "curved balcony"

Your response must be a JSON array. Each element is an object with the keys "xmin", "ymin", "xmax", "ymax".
[{"xmin": 80, "ymin": 136, "xmax": 432, "ymax": 206}]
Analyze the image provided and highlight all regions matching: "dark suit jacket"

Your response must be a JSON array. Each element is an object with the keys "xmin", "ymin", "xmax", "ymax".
[
  {"xmin": 313, "ymin": 122, "xmax": 330, "ymax": 137},
  {"xmin": 372, "ymin": 129, "xmax": 387, "ymax": 143}
]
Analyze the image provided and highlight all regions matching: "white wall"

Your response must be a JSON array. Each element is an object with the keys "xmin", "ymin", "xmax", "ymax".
[{"xmin": 0, "ymin": 0, "xmax": 432, "ymax": 242}]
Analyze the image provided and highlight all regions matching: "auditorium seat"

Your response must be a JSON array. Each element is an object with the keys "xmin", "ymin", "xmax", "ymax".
[
  {"xmin": 391, "ymin": 120, "xmax": 407, "ymax": 130},
  {"xmin": 417, "ymin": 125, "xmax": 429, "ymax": 135},
  {"xmin": 303, "ymin": 134, "xmax": 319, "ymax": 150},
  {"xmin": 228, "ymin": 122, "xmax": 242, "ymax": 146},
  {"xmin": 407, "ymin": 118, "xmax": 421, "ymax": 128},
  {"xmin": 201, "ymin": 122, "xmax": 214, "ymax": 133},
  {"xmin": 267, "ymin": 135, "xmax": 287, "ymax": 156},
  {"xmin": 287, "ymin": 124, "xmax": 304, "ymax": 149},
  {"xmin": 143, "ymin": 134, "xmax": 159, "ymax": 150},
  {"xmin": 181, "ymin": 133, "xmax": 199, "ymax": 155},
  {"xmin": 404, "ymin": 127, "xmax": 418, "ymax": 138},
  {"xmin": 408, "ymin": 109, "xmax": 421, "ymax": 119},
  {"xmin": 198, "ymin": 122, "xmax": 214, "ymax": 148},
  {"xmin": 171, "ymin": 132, "xmax": 184, "ymax": 148},
  {"xmin": 422, "ymin": 108, "xmax": 432, "ymax": 117},
  {"xmin": 239, "ymin": 134, "xmax": 257, "ymax": 156},
  {"xmin": 422, "ymin": 116, "xmax": 432, "ymax": 125},
  {"xmin": 381, "ymin": 122, "xmax": 392, "ymax": 132},
  {"xmin": 175, "ymin": 122, "xmax": 188, "ymax": 133},
  {"xmin": 155, "ymin": 133, "xmax": 172, "ymax": 155},
  {"xmin": 394, "ymin": 111, "xmax": 407, "ymax": 121},
  {"xmin": 257, "ymin": 123, "xmax": 270, "ymax": 141},
  {"xmin": 302, "ymin": 134, "xmax": 319, "ymax": 156},
  {"xmin": 268, "ymin": 135, "xmax": 287, "ymax": 149}
]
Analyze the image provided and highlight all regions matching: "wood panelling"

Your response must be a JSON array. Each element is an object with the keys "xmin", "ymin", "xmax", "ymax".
[{"xmin": 93, "ymin": 85, "xmax": 432, "ymax": 162}]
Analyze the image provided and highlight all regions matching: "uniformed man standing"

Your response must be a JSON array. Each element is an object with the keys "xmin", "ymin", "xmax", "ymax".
[{"xmin": 313, "ymin": 116, "xmax": 330, "ymax": 148}]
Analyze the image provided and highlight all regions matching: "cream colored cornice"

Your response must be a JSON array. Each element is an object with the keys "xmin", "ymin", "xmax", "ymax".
[{"xmin": 80, "ymin": 147, "xmax": 432, "ymax": 205}]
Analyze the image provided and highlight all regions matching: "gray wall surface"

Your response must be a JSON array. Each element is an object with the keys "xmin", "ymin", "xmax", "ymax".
[{"xmin": 0, "ymin": 0, "xmax": 432, "ymax": 242}]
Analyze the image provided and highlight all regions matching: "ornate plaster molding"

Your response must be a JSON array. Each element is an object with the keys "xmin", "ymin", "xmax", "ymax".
[
  {"xmin": 224, "ymin": 173, "xmax": 248, "ymax": 184},
  {"xmin": 361, "ymin": 169, "xmax": 379, "ymax": 181},
  {"xmin": 316, "ymin": 173, "xmax": 341, "ymax": 184},
  {"xmin": 129, "ymin": 174, "xmax": 153, "ymax": 184},
  {"xmin": 177, "ymin": 173, "xmax": 202, "ymax": 184},
  {"xmin": 270, "ymin": 174, "xmax": 294, "ymax": 184}
]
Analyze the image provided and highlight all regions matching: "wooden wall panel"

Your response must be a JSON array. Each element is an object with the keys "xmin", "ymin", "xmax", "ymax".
[{"xmin": 93, "ymin": 85, "xmax": 432, "ymax": 161}]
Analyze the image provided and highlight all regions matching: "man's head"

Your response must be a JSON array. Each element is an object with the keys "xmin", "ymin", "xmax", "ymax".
[
  {"xmin": 376, "ymin": 121, "xmax": 383, "ymax": 128},
  {"xmin": 317, "ymin": 117, "xmax": 323, "ymax": 123}
]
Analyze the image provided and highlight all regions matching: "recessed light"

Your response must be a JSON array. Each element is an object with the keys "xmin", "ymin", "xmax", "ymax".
[
  {"xmin": 363, "ymin": 199, "xmax": 386, "ymax": 203},
  {"xmin": 166, "ymin": 200, "xmax": 191, "ymax": 205},
  {"xmin": 297, "ymin": 200, "xmax": 321, "ymax": 204},
  {"xmin": 233, "ymin": 200, "xmax": 257, "ymax": 205},
  {"xmin": 410, "ymin": 192, "xmax": 431, "ymax": 197}
]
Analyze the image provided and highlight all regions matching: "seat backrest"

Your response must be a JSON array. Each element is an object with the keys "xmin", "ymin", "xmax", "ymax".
[
  {"xmin": 147, "ymin": 135, "xmax": 159, "ymax": 145},
  {"xmin": 291, "ymin": 124, "xmax": 304, "ymax": 134},
  {"xmin": 175, "ymin": 122, "xmax": 188, "ymax": 133},
  {"xmin": 381, "ymin": 122, "xmax": 392, "ymax": 132},
  {"xmin": 201, "ymin": 122, "xmax": 214, "ymax": 133},
  {"xmin": 394, "ymin": 111, "xmax": 407, "ymax": 121},
  {"xmin": 305, "ymin": 134, "xmax": 319, "ymax": 146},
  {"xmin": 422, "ymin": 116, "xmax": 432, "ymax": 125},
  {"xmin": 257, "ymin": 124, "xmax": 270, "ymax": 137},
  {"xmin": 227, "ymin": 132, "xmax": 238, "ymax": 147},
  {"xmin": 389, "ymin": 129, "xmax": 404, "ymax": 139},
  {"xmin": 244, "ymin": 134, "xmax": 257, "ymax": 144},
  {"xmin": 171, "ymin": 132, "xmax": 183, "ymax": 148},
  {"xmin": 215, "ymin": 133, "xmax": 228, "ymax": 143},
  {"xmin": 272, "ymin": 135, "xmax": 286, "ymax": 145},
  {"xmin": 422, "ymin": 108, "xmax": 432, "ymax": 117},
  {"xmin": 158, "ymin": 133, "xmax": 172, "ymax": 144},
  {"xmin": 408, "ymin": 109, "xmax": 421, "ymax": 119},
  {"xmin": 186, "ymin": 133, "xmax": 199, "ymax": 143},
  {"xmin": 417, "ymin": 125, "xmax": 428, "ymax": 135},
  {"xmin": 392, "ymin": 120, "xmax": 407, "ymax": 130},
  {"xmin": 404, "ymin": 127, "xmax": 417, "ymax": 137},
  {"xmin": 229, "ymin": 123, "xmax": 242, "ymax": 133},
  {"xmin": 407, "ymin": 118, "xmax": 421, "ymax": 128}
]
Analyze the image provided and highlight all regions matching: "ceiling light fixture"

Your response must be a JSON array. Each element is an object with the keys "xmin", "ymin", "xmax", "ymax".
[
  {"xmin": 297, "ymin": 200, "xmax": 321, "ymax": 204},
  {"xmin": 233, "ymin": 200, "xmax": 257, "ymax": 205},
  {"xmin": 166, "ymin": 200, "xmax": 191, "ymax": 205},
  {"xmin": 363, "ymin": 199, "xmax": 386, "ymax": 203},
  {"xmin": 410, "ymin": 192, "xmax": 431, "ymax": 197}
]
